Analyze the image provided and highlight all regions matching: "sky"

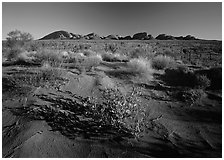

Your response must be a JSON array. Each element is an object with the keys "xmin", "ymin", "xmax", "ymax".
[{"xmin": 2, "ymin": 2, "xmax": 222, "ymax": 40}]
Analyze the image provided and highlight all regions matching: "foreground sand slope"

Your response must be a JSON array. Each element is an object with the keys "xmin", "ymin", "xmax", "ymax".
[{"xmin": 2, "ymin": 64, "xmax": 222, "ymax": 158}]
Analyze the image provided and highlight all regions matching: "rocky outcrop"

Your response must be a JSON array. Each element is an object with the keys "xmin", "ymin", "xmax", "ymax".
[
  {"xmin": 147, "ymin": 34, "xmax": 154, "ymax": 40},
  {"xmin": 83, "ymin": 33, "xmax": 101, "ymax": 40},
  {"xmin": 133, "ymin": 32, "xmax": 147, "ymax": 40},
  {"xmin": 175, "ymin": 35, "xmax": 198, "ymax": 40},
  {"xmin": 156, "ymin": 34, "xmax": 176, "ymax": 40},
  {"xmin": 132, "ymin": 32, "xmax": 154, "ymax": 40},
  {"xmin": 105, "ymin": 35, "xmax": 119, "ymax": 40},
  {"xmin": 39, "ymin": 30, "xmax": 199, "ymax": 41},
  {"xmin": 39, "ymin": 30, "xmax": 71, "ymax": 40},
  {"xmin": 70, "ymin": 33, "xmax": 83, "ymax": 39},
  {"xmin": 183, "ymin": 35, "xmax": 198, "ymax": 40},
  {"xmin": 175, "ymin": 36, "xmax": 185, "ymax": 40},
  {"xmin": 119, "ymin": 36, "xmax": 132, "ymax": 40}
]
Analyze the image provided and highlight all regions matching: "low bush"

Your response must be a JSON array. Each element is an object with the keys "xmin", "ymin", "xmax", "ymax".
[
  {"xmin": 4, "ymin": 30, "xmax": 34, "ymax": 61},
  {"xmin": 127, "ymin": 58, "xmax": 153, "ymax": 76},
  {"xmin": 195, "ymin": 74, "xmax": 211, "ymax": 89},
  {"xmin": 162, "ymin": 66, "xmax": 211, "ymax": 89},
  {"xmin": 34, "ymin": 49, "xmax": 64, "ymax": 67},
  {"xmin": 129, "ymin": 47, "xmax": 146, "ymax": 58},
  {"xmin": 5, "ymin": 66, "xmax": 64, "ymax": 92},
  {"xmin": 39, "ymin": 65, "xmax": 64, "ymax": 86},
  {"xmin": 173, "ymin": 89, "xmax": 204, "ymax": 103},
  {"xmin": 99, "ymin": 88, "xmax": 147, "ymax": 137},
  {"xmin": 82, "ymin": 54, "xmax": 102, "ymax": 72},
  {"xmin": 106, "ymin": 58, "xmax": 153, "ymax": 81},
  {"xmin": 152, "ymin": 55, "xmax": 176, "ymax": 70},
  {"xmin": 6, "ymin": 46, "xmax": 25, "ymax": 61},
  {"xmin": 101, "ymin": 52, "xmax": 128, "ymax": 62},
  {"xmin": 82, "ymin": 49, "xmax": 97, "ymax": 57},
  {"xmin": 195, "ymin": 67, "xmax": 222, "ymax": 90},
  {"xmin": 163, "ymin": 50, "xmax": 176, "ymax": 58},
  {"xmin": 23, "ymin": 41, "xmax": 40, "ymax": 52},
  {"xmin": 17, "ymin": 51, "xmax": 36, "ymax": 62},
  {"xmin": 19, "ymin": 87, "xmax": 147, "ymax": 138},
  {"xmin": 105, "ymin": 43, "xmax": 117, "ymax": 53},
  {"xmin": 64, "ymin": 53, "xmax": 102, "ymax": 73},
  {"xmin": 101, "ymin": 52, "xmax": 115, "ymax": 62}
]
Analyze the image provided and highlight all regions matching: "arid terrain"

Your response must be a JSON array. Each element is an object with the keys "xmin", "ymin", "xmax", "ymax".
[{"xmin": 2, "ymin": 37, "xmax": 222, "ymax": 157}]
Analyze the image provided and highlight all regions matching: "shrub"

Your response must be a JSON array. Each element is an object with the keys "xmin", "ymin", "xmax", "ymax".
[
  {"xmin": 99, "ymin": 88, "xmax": 147, "ymax": 137},
  {"xmin": 163, "ymin": 50, "xmax": 176, "ymax": 58},
  {"xmin": 34, "ymin": 49, "xmax": 63, "ymax": 67},
  {"xmin": 162, "ymin": 67, "xmax": 210, "ymax": 89},
  {"xmin": 6, "ymin": 46, "xmax": 25, "ymax": 61},
  {"xmin": 82, "ymin": 54, "xmax": 102, "ymax": 71},
  {"xmin": 101, "ymin": 52, "xmax": 115, "ymax": 62},
  {"xmin": 17, "ymin": 51, "xmax": 35, "ymax": 62},
  {"xmin": 106, "ymin": 58, "xmax": 153, "ymax": 81},
  {"xmin": 20, "ymin": 87, "xmax": 147, "ymax": 138},
  {"xmin": 105, "ymin": 43, "xmax": 117, "ymax": 53},
  {"xmin": 65, "ymin": 53, "xmax": 102, "ymax": 73},
  {"xmin": 82, "ymin": 49, "xmax": 97, "ymax": 57},
  {"xmin": 4, "ymin": 30, "xmax": 34, "ymax": 61},
  {"xmin": 174, "ymin": 89, "xmax": 204, "ymax": 103},
  {"xmin": 195, "ymin": 67, "xmax": 222, "ymax": 90},
  {"xmin": 195, "ymin": 74, "xmax": 211, "ymax": 89},
  {"xmin": 152, "ymin": 55, "xmax": 176, "ymax": 70},
  {"xmin": 113, "ymin": 53, "xmax": 128, "ymax": 62},
  {"xmin": 23, "ymin": 41, "xmax": 40, "ymax": 52},
  {"xmin": 6, "ymin": 30, "xmax": 33, "ymax": 48},
  {"xmin": 39, "ymin": 65, "xmax": 63, "ymax": 85},
  {"xmin": 5, "ymin": 66, "xmax": 64, "ymax": 91},
  {"xmin": 127, "ymin": 58, "xmax": 153, "ymax": 76},
  {"xmin": 129, "ymin": 47, "xmax": 146, "ymax": 58},
  {"xmin": 101, "ymin": 52, "xmax": 128, "ymax": 62}
]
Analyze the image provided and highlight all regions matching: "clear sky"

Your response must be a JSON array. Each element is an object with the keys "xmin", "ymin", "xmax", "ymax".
[{"xmin": 2, "ymin": 2, "xmax": 222, "ymax": 40}]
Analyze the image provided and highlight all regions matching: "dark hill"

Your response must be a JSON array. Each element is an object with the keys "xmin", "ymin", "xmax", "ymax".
[
  {"xmin": 39, "ymin": 30, "xmax": 200, "ymax": 41},
  {"xmin": 39, "ymin": 30, "xmax": 71, "ymax": 40}
]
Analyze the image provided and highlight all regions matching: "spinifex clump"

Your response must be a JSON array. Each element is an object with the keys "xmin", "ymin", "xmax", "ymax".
[{"xmin": 16, "ymin": 87, "xmax": 147, "ymax": 139}]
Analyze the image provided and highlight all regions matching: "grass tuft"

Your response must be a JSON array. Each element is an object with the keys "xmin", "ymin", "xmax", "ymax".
[{"xmin": 152, "ymin": 55, "xmax": 176, "ymax": 70}]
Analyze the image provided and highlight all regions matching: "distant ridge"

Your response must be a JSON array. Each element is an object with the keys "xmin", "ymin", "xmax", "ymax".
[
  {"xmin": 39, "ymin": 30, "xmax": 199, "ymax": 41},
  {"xmin": 39, "ymin": 30, "xmax": 71, "ymax": 40}
]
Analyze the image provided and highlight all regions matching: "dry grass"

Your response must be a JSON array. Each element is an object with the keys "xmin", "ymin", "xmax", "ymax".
[
  {"xmin": 34, "ymin": 49, "xmax": 64, "ymax": 67},
  {"xmin": 106, "ymin": 57, "xmax": 153, "ymax": 81},
  {"xmin": 127, "ymin": 58, "xmax": 153, "ymax": 75},
  {"xmin": 162, "ymin": 66, "xmax": 211, "ymax": 89},
  {"xmin": 101, "ymin": 52, "xmax": 128, "ymax": 62},
  {"xmin": 63, "ymin": 52, "xmax": 102, "ymax": 73},
  {"xmin": 152, "ymin": 55, "xmax": 176, "ymax": 70}
]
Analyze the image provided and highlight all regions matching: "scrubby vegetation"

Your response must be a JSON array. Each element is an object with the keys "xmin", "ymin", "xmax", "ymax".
[
  {"xmin": 4, "ymin": 30, "xmax": 33, "ymax": 61},
  {"xmin": 162, "ymin": 65, "xmax": 211, "ymax": 89},
  {"xmin": 34, "ymin": 49, "xmax": 64, "ymax": 67},
  {"xmin": 13, "ymin": 87, "xmax": 147, "ymax": 139},
  {"xmin": 101, "ymin": 52, "xmax": 128, "ymax": 62},
  {"xmin": 127, "ymin": 58, "xmax": 153, "ymax": 76},
  {"xmin": 3, "ymin": 30, "xmax": 222, "ymax": 158},
  {"xmin": 152, "ymin": 55, "xmax": 176, "ymax": 70}
]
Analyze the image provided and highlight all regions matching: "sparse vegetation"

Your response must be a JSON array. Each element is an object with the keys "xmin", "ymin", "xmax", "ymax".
[
  {"xmin": 127, "ymin": 58, "xmax": 153, "ymax": 76},
  {"xmin": 101, "ymin": 52, "xmax": 128, "ymax": 62},
  {"xmin": 81, "ymin": 54, "xmax": 102, "ymax": 72},
  {"xmin": 162, "ymin": 66, "xmax": 211, "ymax": 89},
  {"xmin": 82, "ymin": 49, "xmax": 97, "ymax": 57},
  {"xmin": 129, "ymin": 47, "xmax": 146, "ymax": 58},
  {"xmin": 2, "ymin": 30, "xmax": 222, "ymax": 158},
  {"xmin": 152, "ymin": 55, "xmax": 176, "ymax": 70},
  {"xmin": 34, "ymin": 49, "xmax": 64, "ymax": 67},
  {"xmin": 15, "ymin": 86, "xmax": 147, "ymax": 138},
  {"xmin": 105, "ymin": 43, "xmax": 117, "ymax": 53},
  {"xmin": 5, "ymin": 30, "xmax": 33, "ymax": 61}
]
